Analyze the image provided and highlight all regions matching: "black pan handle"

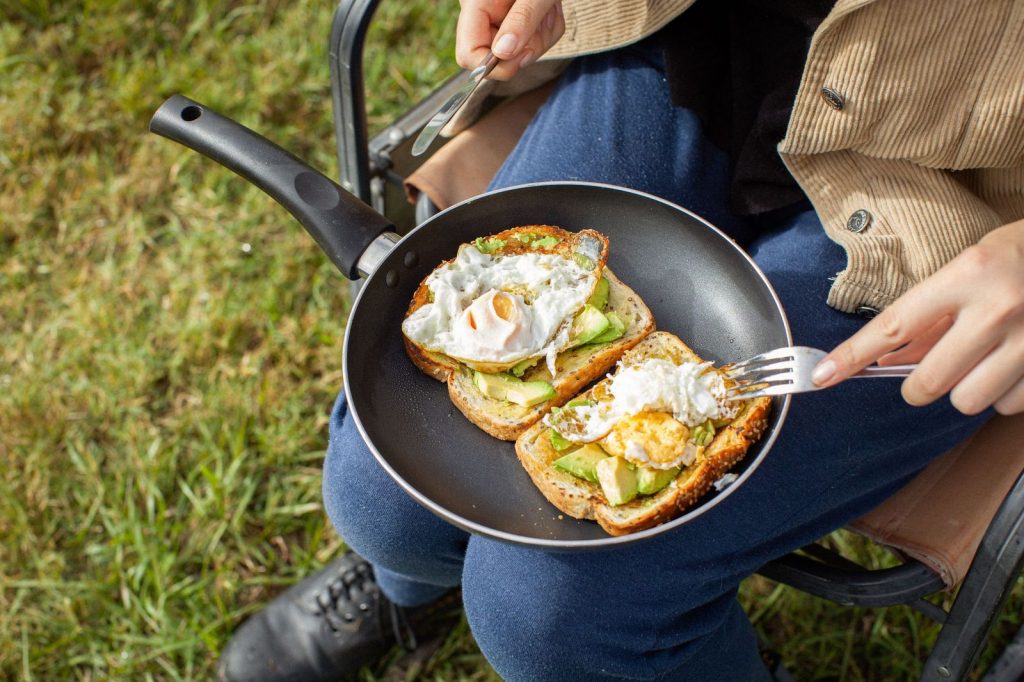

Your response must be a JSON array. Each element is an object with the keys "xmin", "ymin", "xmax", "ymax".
[{"xmin": 149, "ymin": 94, "xmax": 394, "ymax": 280}]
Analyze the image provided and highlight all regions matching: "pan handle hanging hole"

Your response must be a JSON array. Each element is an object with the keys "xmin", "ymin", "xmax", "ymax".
[
  {"xmin": 385, "ymin": 270, "xmax": 398, "ymax": 287},
  {"xmin": 181, "ymin": 105, "xmax": 202, "ymax": 121}
]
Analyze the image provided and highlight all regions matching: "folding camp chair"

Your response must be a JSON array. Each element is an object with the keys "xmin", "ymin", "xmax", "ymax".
[{"xmin": 328, "ymin": 2, "xmax": 1024, "ymax": 679}]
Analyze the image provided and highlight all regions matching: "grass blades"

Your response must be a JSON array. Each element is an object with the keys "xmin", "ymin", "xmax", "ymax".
[{"xmin": 1, "ymin": 1, "xmax": 1021, "ymax": 679}]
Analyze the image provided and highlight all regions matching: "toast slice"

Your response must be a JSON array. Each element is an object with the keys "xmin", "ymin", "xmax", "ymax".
[
  {"xmin": 402, "ymin": 225, "xmax": 655, "ymax": 441},
  {"xmin": 515, "ymin": 332, "xmax": 772, "ymax": 535}
]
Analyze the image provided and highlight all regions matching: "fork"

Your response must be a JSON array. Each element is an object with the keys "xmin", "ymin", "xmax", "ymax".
[{"xmin": 724, "ymin": 346, "xmax": 915, "ymax": 400}]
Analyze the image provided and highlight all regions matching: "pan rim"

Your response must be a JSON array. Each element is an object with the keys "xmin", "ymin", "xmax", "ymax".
[{"xmin": 343, "ymin": 180, "xmax": 793, "ymax": 549}]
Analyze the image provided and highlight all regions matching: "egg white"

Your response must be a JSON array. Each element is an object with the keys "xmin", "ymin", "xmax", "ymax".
[
  {"xmin": 401, "ymin": 244, "xmax": 597, "ymax": 366},
  {"xmin": 545, "ymin": 358, "xmax": 740, "ymax": 469}
]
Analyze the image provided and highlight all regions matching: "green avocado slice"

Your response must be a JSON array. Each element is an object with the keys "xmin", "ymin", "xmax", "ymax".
[
  {"xmin": 474, "ymin": 237, "xmax": 506, "ymax": 253},
  {"xmin": 509, "ymin": 356, "xmax": 540, "ymax": 378},
  {"xmin": 549, "ymin": 428, "xmax": 575, "ymax": 452},
  {"xmin": 636, "ymin": 466, "xmax": 680, "ymax": 495},
  {"xmin": 472, "ymin": 371, "xmax": 555, "ymax": 407},
  {"xmin": 587, "ymin": 311, "xmax": 626, "ymax": 345},
  {"xmin": 569, "ymin": 304, "xmax": 610, "ymax": 347},
  {"xmin": 553, "ymin": 443, "xmax": 608, "ymax": 483},
  {"xmin": 596, "ymin": 456, "xmax": 639, "ymax": 506},
  {"xmin": 586, "ymin": 277, "xmax": 610, "ymax": 310}
]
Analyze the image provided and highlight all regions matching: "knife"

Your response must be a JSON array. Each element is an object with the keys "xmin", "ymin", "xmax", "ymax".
[{"xmin": 411, "ymin": 52, "xmax": 501, "ymax": 157}]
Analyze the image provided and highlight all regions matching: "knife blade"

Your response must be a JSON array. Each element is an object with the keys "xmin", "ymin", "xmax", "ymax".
[{"xmin": 411, "ymin": 52, "xmax": 500, "ymax": 157}]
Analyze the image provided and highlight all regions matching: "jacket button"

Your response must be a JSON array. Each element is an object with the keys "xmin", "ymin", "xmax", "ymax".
[
  {"xmin": 847, "ymin": 209, "xmax": 872, "ymax": 233},
  {"xmin": 821, "ymin": 86, "xmax": 845, "ymax": 110},
  {"xmin": 856, "ymin": 305, "xmax": 880, "ymax": 318}
]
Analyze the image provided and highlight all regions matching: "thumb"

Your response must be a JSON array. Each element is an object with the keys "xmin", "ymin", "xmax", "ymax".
[{"xmin": 491, "ymin": 0, "xmax": 559, "ymax": 59}]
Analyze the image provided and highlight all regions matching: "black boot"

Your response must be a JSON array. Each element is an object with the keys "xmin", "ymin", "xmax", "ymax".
[{"xmin": 218, "ymin": 550, "xmax": 459, "ymax": 682}]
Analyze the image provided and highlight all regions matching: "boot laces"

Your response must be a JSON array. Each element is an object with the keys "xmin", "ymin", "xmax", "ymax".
[{"xmin": 313, "ymin": 558, "xmax": 418, "ymax": 650}]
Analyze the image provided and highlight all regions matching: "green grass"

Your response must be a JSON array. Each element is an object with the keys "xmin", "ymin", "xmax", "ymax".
[{"xmin": 1, "ymin": 1, "xmax": 1021, "ymax": 679}]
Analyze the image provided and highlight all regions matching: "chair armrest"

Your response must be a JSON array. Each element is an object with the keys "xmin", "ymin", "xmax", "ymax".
[
  {"xmin": 757, "ymin": 548, "xmax": 945, "ymax": 609},
  {"xmin": 921, "ymin": 466, "xmax": 1024, "ymax": 681},
  {"xmin": 329, "ymin": 0, "xmax": 381, "ymax": 202}
]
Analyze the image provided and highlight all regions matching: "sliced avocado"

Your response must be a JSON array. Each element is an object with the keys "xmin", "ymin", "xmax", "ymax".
[
  {"xmin": 549, "ymin": 428, "xmax": 575, "ymax": 452},
  {"xmin": 473, "ymin": 371, "xmax": 555, "ymax": 407},
  {"xmin": 586, "ymin": 277, "xmax": 610, "ymax": 310},
  {"xmin": 514, "ymin": 232, "xmax": 537, "ymax": 243},
  {"xmin": 553, "ymin": 443, "xmax": 608, "ymax": 483},
  {"xmin": 587, "ymin": 311, "xmax": 626, "ymax": 345},
  {"xmin": 691, "ymin": 420, "xmax": 716, "ymax": 447},
  {"xmin": 509, "ymin": 356, "xmax": 540, "ymax": 378},
  {"xmin": 636, "ymin": 466, "xmax": 680, "ymax": 495},
  {"xmin": 573, "ymin": 253, "xmax": 595, "ymax": 270},
  {"xmin": 569, "ymin": 304, "xmax": 610, "ymax": 347},
  {"xmin": 596, "ymin": 456, "xmax": 639, "ymax": 506},
  {"xmin": 506, "ymin": 380, "xmax": 556, "ymax": 407},
  {"xmin": 474, "ymin": 237, "xmax": 506, "ymax": 253},
  {"xmin": 531, "ymin": 235, "xmax": 560, "ymax": 249},
  {"xmin": 565, "ymin": 398, "xmax": 595, "ymax": 409},
  {"xmin": 472, "ymin": 371, "xmax": 506, "ymax": 400}
]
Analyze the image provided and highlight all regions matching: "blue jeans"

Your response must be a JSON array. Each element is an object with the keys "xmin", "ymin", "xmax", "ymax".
[{"xmin": 323, "ymin": 40, "xmax": 990, "ymax": 680}]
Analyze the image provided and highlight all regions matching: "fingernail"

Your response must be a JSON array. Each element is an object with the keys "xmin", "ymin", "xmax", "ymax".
[
  {"xmin": 493, "ymin": 33, "xmax": 519, "ymax": 57},
  {"xmin": 812, "ymin": 359, "xmax": 836, "ymax": 386},
  {"xmin": 545, "ymin": 7, "xmax": 555, "ymax": 30},
  {"xmin": 518, "ymin": 49, "xmax": 536, "ymax": 68}
]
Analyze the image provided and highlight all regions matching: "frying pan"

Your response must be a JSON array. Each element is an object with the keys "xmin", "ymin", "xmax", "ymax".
[{"xmin": 150, "ymin": 94, "xmax": 792, "ymax": 550}]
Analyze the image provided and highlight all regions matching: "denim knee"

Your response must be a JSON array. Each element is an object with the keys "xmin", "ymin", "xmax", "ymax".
[
  {"xmin": 462, "ymin": 544, "xmax": 654, "ymax": 681},
  {"xmin": 461, "ymin": 537, "xmax": 769, "ymax": 681},
  {"xmin": 321, "ymin": 392, "xmax": 468, "ymax": 593}
]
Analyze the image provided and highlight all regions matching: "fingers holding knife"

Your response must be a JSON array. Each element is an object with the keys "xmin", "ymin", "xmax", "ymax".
[{"xmin": 457, "ymin": 0, "xmax": 565, "ymax": 80}]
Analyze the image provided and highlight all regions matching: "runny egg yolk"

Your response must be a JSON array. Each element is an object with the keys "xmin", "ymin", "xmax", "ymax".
[
  {"xmin": 544, "ymin": 358, "xmax": 739, "ymax": 469},
  {"xmin": 454, "ymin": 290, "xmax": 533, "ymax": 353},
  {"xmin": 599, "ymin": 411, "xmax": 692, "ymax": 469}
]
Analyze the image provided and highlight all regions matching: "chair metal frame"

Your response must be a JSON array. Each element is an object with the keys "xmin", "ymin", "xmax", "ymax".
[{"xmin": 327, "ymin": 2, "xmax": 1024, "ymax": 679}]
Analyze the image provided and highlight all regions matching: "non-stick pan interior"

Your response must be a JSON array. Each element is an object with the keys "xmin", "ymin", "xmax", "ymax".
[{"xmin": 344, "ymin": 182, "xmax": 791, "ymax": 548}]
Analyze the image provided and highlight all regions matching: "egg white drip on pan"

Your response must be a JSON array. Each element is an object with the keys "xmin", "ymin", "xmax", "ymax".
[{"xmin": 401, "ymin": 244, "xmax": 598, "ymax": 375}]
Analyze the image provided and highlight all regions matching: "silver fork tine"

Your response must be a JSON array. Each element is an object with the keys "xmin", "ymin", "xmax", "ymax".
[
  {"xmin": 725, "ymin": 347, "xmax": 798, "ymax": 373},
  {"xmin": 729, "ymin": 382, "xmax": 796, "ymax": 399},
  {"xmin": 726, "ymin": 358, "xmax": 799, "ymax": 380},
  {"xmin": 727, "ymin": 374, "xmax": 796, "ymax": 402},
  {"xmin": 731, "ymin": 372, "xmax": 796, "ymax": 387},
  {"xmin": 726, "ymin": 346, "xmax": 828, "ymax": 401}
]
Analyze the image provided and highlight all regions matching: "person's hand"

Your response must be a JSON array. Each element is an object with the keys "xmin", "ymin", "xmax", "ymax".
[
  {"xmin": 456, "ymin": 0, "xmax": 565, "ymax": 81},
  {"xmin": 812, "ymin": 218, "xmax": 1024, "ymax": 415}
]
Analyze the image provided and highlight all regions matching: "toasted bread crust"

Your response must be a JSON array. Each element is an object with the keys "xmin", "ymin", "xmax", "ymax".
[
  {"xmin": 402, "ymin": 336, "xmax": 457, "ymax": 383},
  {"xmin": 514, "ymin": 332, "xmax": 772, "ymax": 535}
]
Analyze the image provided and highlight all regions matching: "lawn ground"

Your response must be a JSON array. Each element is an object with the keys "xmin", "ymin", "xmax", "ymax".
[{"xmin": 1, "ymin": 1, "xmax": 1021, "ymax": 679}]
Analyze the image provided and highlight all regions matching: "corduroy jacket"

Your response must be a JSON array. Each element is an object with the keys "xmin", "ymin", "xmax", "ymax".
[{"xmin": 539, "ymin": 0, "xmax": 1024, "ymax": 313}]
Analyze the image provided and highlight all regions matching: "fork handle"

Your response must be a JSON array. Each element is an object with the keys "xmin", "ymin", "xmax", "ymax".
[{"xmin": 852, "ymin": 364, "xmax": 916, "ymax": 378}]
